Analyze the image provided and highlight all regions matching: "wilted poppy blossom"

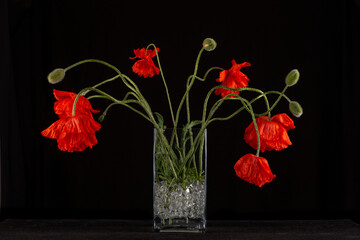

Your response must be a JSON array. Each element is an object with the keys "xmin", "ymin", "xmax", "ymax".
[
  {"xmin": 244, "ymin": 113, "xmax": 295, "ymax": 152},
  {"xmin": 234, "ymin": 153, "xmax": 276, "ymax": 187},
  {"xmin": 130, "ymin": 48, "xmax": 160, "ymax": 78},
  {"xmin": 215, "ymin": 60, "xmax": 251, "ymax": 98},
  {"xmin": 41, "ymin": 115, "xmax": 101, "ymax": 152},
  {"xmin": 41, "ymin": 89, "xmax": 101, "ymax": 152}
]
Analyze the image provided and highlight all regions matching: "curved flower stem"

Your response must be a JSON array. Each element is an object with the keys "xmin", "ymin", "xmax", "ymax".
[
  {"xmin": 178, "ymin": 93, "xmax": 261, "ymax": 173},
  {"xmin": 64, "ymin": 59, "xmax": 149, "ymax": 112},
  {"xmin": 267, "ymin": 86, "xmax": 290, "ymax": 111},
  {"xmin": 72, "ymin": 87, "xmax": 117, "ymax": 116},
  {"xmin": 77, "ymin": 87, "xmax": 179, "ymax": 179},
  {"xmin": 240, "ymin": 98, "xmax": 261, "ymax": 156},
  {"xmin": 250, "ymin": 88, "xmax": 291, "ymax": 117},
  {"xmin": 73, "ymin": 87, "xmax": 152, "ymax": 122},
  {"xmin": 65, "ymin": 60, "xmax": 156, "ymax": 121},
  {"xmin": 92, "ymin": 74, "xmax": 121, "ymax": 89},
  {"xmin": 241, "ymin": 87, "xmax": 271, "ymax": 118},
  {"xmin": 170, "ymin": 48, "xmax": 206, "ymax": 151},
  {"xmin": 64, "ymin": 59, "xmax": 181, "ymax": 178},
  {"xmin": 146, "ymin": 44, "xmax": 176, "ymax": 127},
  {"xmin": 202, "ymin": 85, "xmax": 292, "ymax": 126},
  {"xmin": 183, "ymin": 66, "xmax": 224, "ymax": 179},
  {"xmin": 64, "ymin": 59, "xmax": 136, "ymax": 93},
  {"xmin": 177, "ymin": 48, "xmax": 205, "ymax": 126},
  {"xmin": 185, "ymin": 66, "xmax": 224, "ymax": 122}
]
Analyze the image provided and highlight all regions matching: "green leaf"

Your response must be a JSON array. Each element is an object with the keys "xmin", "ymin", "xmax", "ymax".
[
  {"xmin": 154, "ymin": 112, "xmax": 164, "ymax": 129},
  {"xmin": 182, "ymin": 120, "xmax": 202, "ymax": 138}
]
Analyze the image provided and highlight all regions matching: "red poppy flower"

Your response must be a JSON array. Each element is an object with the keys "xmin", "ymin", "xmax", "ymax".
[
  {"xmin": 53, "ymin": 89, "xmax": 100, "ymax": 118},
  {"xmin": 41, "ymin": 89, "xmax": 101, "ymax": 152},
  {"xmin": 130, "ymin": 48, "xmax": 160, "ymax": 78},
  {"xmin": 244, "ymin": 113, "xmax": 295, "ymax": 152},
  {"xmin": 215, "ymin": 60, "xmax": 251, "ymax": 98},
  {"xmin": 41, "ymin": 115, "xmax": 101, "ymax": 152},
  {"xmin": 234, "ymin": 153, "xmax": 276, "ymax": 187}
]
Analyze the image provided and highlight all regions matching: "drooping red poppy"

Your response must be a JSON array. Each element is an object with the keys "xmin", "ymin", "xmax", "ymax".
[
  {"xmin": 41, "ymin": 89, "xmax": 101, "ymax": 152},
  {"xmin": 234, "ymin": 153, "xmax": 276, "ymax": 187},
  {"xmin": 244, "ymin": 113, "xmax": 295, "ymax": 152},
  {"xmin": 41, "ymin": 115, "xmax": 101, "ymax": 152},
  {"xmin": 53, "ymin": 89, "xmax": 100, "ymax": 118},
  {"xmin": 130, "ymin": 48, "xmax": 160, "ymax": 78},
  {"xmin": 215, "ymin": 60, "xmax": 251, "ymax": 98}
]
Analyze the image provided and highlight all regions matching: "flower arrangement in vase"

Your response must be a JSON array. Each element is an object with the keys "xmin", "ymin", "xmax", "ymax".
[{"xmin": 42, "ymin": 38, "xmax": 303, "ymax": 232}]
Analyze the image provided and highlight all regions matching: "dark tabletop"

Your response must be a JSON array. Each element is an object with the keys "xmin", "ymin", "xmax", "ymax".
[{"xmin": 0, "ymin": 219, "xmax": 359, "ymax": 240}]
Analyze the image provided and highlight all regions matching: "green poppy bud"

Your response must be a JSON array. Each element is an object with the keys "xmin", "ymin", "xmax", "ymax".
[
  {"xmin": 285, "ymin": 69, "xmax": 300, "ymax": 87},
  {"xmin": 203, "ymin": 38, "xmax": 217, "ymax": 51},
  {"xmin": 48, "ymin": 68, "xmax": 65, "ymax": 84},
  {"xmin": 289, "ymin": 101, "xmax": 303, "ymax": 117},
  {"xmin": 98, "ymin": 114, "xmax": 105, "ymax": 123}
]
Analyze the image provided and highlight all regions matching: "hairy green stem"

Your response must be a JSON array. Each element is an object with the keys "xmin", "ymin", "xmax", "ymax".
[
  {"xmin": 64, "ymin": 59, "xmax": 136, "ymax": 93},
  {"xmin": 146, "ymin": 44, "xmax": 176, "ymax": 127},
  {"xmin": 170, "ymin": 48, "xmax": 205, "ymax": 151}
]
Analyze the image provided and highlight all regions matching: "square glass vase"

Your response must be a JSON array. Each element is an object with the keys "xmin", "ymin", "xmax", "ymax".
[{"xmin": 153, "ymin": 128, "xmax": 207, "ymax": 232}]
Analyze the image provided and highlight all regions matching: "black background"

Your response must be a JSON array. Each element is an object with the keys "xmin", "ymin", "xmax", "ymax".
[{"xmin": 1, "ymin": 0, "xmax": 359, "ymax": 222}]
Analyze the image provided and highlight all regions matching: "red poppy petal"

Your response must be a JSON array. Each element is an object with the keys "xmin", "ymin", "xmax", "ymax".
[
  {"xmin": 53, "ymin": 89, "xmax": 76, "ymax": 100},
  {"xmin": 131, "ymin": 48, "xmax": 146, "ymax": 59},
  {"xmin": 271, "ymin": 113, "xmax": 295, "ymax": 131},
  {"xmin": 41, "ymin": 118, "xmax": 67, "ymax": 139},
  {"xmin": 42, "ymin": 115, "xmax": 101, "ymax": 152},
  {"xmin": 216, "ymin": 70, "xmax": 228, "ymax": 82},
  {"xmin": 132, "ymin": 59, "xmax": 160, "ymax": 78},
  {"xmin": 261, "ymin": 123, "xmax": 292, "ymax": 151},
  {"xmin": 234, "ymin": 153, "xmax": 276, "ymax": 187},
  {"xmin": 53, "ymin": 90, "xmax": 100, "ymax": 118},
  {"xmin": 244, "ymin": 116, "xmax": 268, "ymax": 151},
  {"xmin": 146, "ymin": 48, "xmax": 159, "ymax": 58},
  {"xmin": 239, "ymin": 62, "xmax": 251, "ymax": 68}
]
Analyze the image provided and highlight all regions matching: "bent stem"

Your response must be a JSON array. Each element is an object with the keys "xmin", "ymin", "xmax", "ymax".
[
  {"xmin": 72, "ymin": 87, "xmax": 152, "ymax": 123},
  {"xmin": 64, "ymin": 59, "xmax": 136, "ymax": 93},
  {"xmin": 202, "ymin": 84, "xmax": 292, "ymax": 127},
  {"xmin": 170, "ymin": 48, "xmax": 206, "ymax": 150},
  {"xmin": 146, "ymin": 44, "xmax": 176, "ymax": 127},
  {"xmin": 81, "ymin": 88, "xmax": 180, "ymax": 180},
  {"xmin": 241, "ymin": 98, "xmax": 261, "ymax": 156},
  {"xmin": 241, "ymin": 87, "xmax": 271, "ymax": 118}
]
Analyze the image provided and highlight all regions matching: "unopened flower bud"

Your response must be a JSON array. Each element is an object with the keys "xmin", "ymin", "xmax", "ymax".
[
  {"xmin": 203, "ymin": 38, "xmax": 217, "ymax": 51},
  {"xmin": 98, "ymin": 114, "xmax": 105, "ymax": 123},
  {"xmin": 48, "ymin": 68, "xmax": 65, "ymax": 84},
  {"xmin": 285, "ymin": 69, "xmax": 300, "ymax": 87},
  {"xmin": 289, "ymin": 101, "xmax": 303, "ymax": 117}
]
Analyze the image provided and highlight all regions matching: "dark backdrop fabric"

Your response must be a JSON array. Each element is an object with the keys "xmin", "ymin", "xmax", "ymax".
[{"xmin": 1, "ymin": 0, "xmax": 359, "ymax": 222}]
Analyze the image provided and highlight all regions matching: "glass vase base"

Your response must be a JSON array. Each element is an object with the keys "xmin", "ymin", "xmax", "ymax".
[{"xmin": 154, "ymin": 217, "xmax": 206, "ymax": 233}]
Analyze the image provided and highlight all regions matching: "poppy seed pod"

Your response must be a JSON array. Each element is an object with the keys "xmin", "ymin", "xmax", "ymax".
[
  {"xmin": 202, "ymin": 38, "xmax": 217, "ymax": 51},
  {"xmin": 48, "ymin": 68, "xmax": 65, "ymax": 84}
]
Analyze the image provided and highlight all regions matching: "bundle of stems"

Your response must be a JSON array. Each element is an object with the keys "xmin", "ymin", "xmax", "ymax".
[{"xmin": 65, "ymin": 39, "xmax": 295, "ymax": 187}]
